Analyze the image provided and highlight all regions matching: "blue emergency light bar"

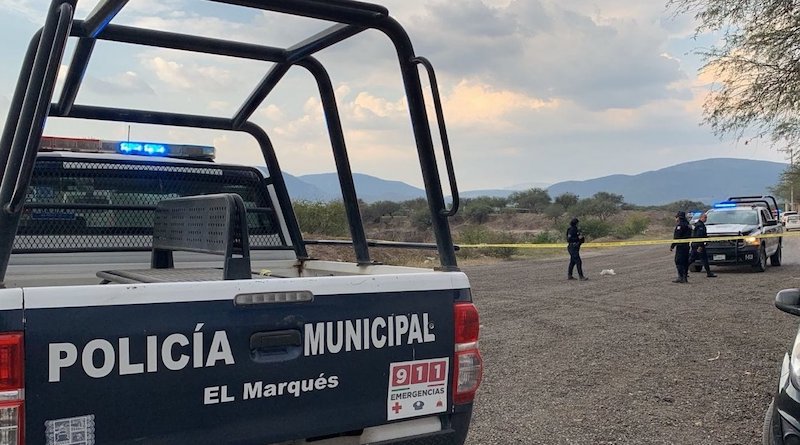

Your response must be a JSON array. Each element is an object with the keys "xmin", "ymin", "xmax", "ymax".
[
  {"xmin": 37, "ymin": 136, "xmax": 215, "ymax": 161},
  {"xmin": 119, "ymin": 142, "xmax": 167, "ymax": 155},
  {"xmin": 713, "ymin": 202, "xmax": 738, "ymax": 209}
]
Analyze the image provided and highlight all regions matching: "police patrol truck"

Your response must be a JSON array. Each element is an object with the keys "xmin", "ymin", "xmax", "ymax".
[
  {"xmin": 697, "ymin": 196, "xmax": 783, "ymax": 273},
  {"xmin": 0, "ymin": 1, "xmax": 482, "ymax": 444}
]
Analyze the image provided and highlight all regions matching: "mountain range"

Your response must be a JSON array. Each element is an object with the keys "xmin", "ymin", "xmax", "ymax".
[{"xmin": 276, "ymin": 158, "xmax": 788, "ymax": 205}]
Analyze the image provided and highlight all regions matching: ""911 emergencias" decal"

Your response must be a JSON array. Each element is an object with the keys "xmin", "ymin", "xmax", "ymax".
[{"xmin": 387, "ymin": 357, "xmax": 449, "ymax": 421}]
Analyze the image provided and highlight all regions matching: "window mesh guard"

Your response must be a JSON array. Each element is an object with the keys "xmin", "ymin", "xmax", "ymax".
[{"xmin": 12, "ymin": 157, "xmax": 287, "ymax": 253}]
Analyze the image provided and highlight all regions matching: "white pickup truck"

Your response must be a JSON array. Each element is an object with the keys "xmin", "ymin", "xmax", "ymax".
[{"xmin": 0, "ymin": 1, "xmax": 482, "ymax": 444}]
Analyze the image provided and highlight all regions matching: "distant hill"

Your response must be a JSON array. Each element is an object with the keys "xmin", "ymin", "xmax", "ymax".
[
  {"xmin": 271, "ymin": 158, "xmax": 786, "ymax": 205},
  {"xmin": 459, "ymin": 189, "xmax": 517, "ymax": 199},
  {"xmin": 547, "ymin": 158, "xmax": 787, "ymax": 205},
  {"xmin": 298, "ymin": 173, "xmax": 426, "ymax": 203}
]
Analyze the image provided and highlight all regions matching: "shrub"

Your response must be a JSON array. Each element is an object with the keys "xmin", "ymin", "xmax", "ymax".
[
  {"xmin": 463, "ymin": 203, "xmax": 494, "ymax": 224},
  {"xmin": 293, "ymin": 200, "xmax": 349, "ymax": 237},
  {"xmin": 529, "ymin": 230, "xmax": 561, "ymax": 244},
  {"xmin": 614, "ymin": 214, "xmax": 650, "ymax": 239},
  {"xmin": 411, "ymin": 209, "xmax": 432, "ymax": 230},
  {"xmin": 457, "ymin": 225, "xmax": 517, "ymax": 259},
  {"xmin": 579, "ymin": 218, "xmax": 612, "ymax": 239}
]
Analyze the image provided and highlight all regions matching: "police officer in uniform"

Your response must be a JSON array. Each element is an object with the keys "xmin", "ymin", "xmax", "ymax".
[
  {"xmin": 566, "ymin": 218, "xmax": 588, "ymax": 280},
  {"xmin": 688, "ymin": 212, "xmax": 717, "ymax": 278},
  {"xmin": 670, "ymin": 211, "xmax": 692, "ymax": 283}
]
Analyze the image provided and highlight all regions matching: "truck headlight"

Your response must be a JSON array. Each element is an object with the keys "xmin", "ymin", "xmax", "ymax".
[
  {"xmin": 790, "ymin": 327, "xmax": 800, "ymax": 389},
  {"xmin": 744, "ymin": 236, "xmax": 759, "ymax": 245}
]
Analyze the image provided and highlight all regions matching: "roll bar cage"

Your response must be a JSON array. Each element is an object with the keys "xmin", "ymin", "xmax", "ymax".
[
  {"xmin": 728, "ymin": 196, "xmax": 780, "ymax": 218},
  {"xmin": 0, "ymin": 0, "xmax": 462, "ymax": 282}
]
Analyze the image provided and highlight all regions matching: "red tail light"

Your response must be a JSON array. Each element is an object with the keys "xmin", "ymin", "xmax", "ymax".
[
  {"xmin": 0, "ymin": 333, "xmax": 24, "ymax": 445},
  {"xmin": 453, "ymin": 303, "xmax": 482, "ymax": 404}
]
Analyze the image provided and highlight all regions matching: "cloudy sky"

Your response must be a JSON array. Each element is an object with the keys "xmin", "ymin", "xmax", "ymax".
[{"xmin": 0, "ymin": 0, "xmax": 788, "ymax": 192}]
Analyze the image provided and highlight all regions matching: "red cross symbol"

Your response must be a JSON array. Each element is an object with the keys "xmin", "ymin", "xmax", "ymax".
[{"xmin": 391, "ymin": 402, "xmax": 402, "ymax": 414}]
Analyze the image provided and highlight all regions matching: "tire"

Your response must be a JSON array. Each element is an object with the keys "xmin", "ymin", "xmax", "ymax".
[
  {"xmin": 771, "ymin": 243, "xmax": 782, "ymax": 267},
  {"xmin": 763, "ymin": 399, "xmax": 775, "ymax": 445},
  {"xmin": 692, "ymin": 265, "xmax": 702, "ymax": 273},
  {"xmin": 753, "ymin": 245, "xmax": 767, "ymax": 272}
]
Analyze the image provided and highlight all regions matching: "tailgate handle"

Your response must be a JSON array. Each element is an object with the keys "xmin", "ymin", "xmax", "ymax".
[{"xmin": 250, "ymin": 330, "xmax": 302, "ymax": 349}]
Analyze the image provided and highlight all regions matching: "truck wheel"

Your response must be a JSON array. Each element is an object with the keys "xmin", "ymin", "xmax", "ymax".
[
  {"xmin": 753, "ymin": 245, "xmax": 767, "ymax": 272},
  {"xmin": 692, "ymin": 265, "xmax": 702, "ymax": 273},
  {"xmin": 770, "ymin": 244, "xmax": 782, "ymax": 267},
  {"xmin": 763, "ymin": 400, "xmax": 775, "ymax": 445}
]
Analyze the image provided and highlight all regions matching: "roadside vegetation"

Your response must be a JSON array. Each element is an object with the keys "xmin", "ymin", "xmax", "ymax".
[{"xmin": 294, "ymin": 189, "xmax": 709, "ymax": 263}]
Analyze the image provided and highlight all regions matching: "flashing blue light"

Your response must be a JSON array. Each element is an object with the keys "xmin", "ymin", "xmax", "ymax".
[
  {"xmin": 119, "ymin": 142, "xmax": 143, "ymax": 153},
  {"xmin": 119, "ymin": 142, "xmax": 168, "ymax": 156},
  {"xmin": 713, "ymin": 202, "xmax": 738, "ymax": 209},
  {"xmin": 143, "ymin": 144, "xmax": 167, "ymax": 155}
]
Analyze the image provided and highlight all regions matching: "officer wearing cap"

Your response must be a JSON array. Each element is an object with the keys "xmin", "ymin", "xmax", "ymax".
[
  {"xmin": 688, "ymin": 212, "xmax": 717, "ymax": 278},
  {"xmin": 670, "ymin": 211, "xmax": 692, "ymax": 283},
  {"xmin": 566, "ymin": 217, "xmax": 587, "ymax": 280}
]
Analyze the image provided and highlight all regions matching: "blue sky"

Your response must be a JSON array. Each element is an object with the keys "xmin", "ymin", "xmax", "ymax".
[{"xmin": 0, "ymin": 0, "xmax": 788, "ymax": 192}]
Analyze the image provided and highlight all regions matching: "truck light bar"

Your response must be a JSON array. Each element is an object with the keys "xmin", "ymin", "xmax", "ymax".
[
  {"xmin": 713, "ymin": 202, "xmax": 738, "ymax": 209},
  {"xmin": 39, "ymin": 136, "xmax": 215, "ymax": 161}
]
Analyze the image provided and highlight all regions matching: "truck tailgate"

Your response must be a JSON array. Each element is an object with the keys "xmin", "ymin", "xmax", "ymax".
[{"xmin": 22, "ymin": 273, "xmax": 469, "ymax": 445}]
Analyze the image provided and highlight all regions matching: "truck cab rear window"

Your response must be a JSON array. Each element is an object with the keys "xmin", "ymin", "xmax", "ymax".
[{"xmin": 13, "ymin": 157, "xmax": 287, "ymax": 253}]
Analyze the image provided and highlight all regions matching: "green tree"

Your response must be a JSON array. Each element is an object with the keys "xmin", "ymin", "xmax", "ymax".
[
  {"xmin": 509, "ymin": 188, "xmax": 551, "ymax": 213},
  {"xmin": 580, "ymin": 218, "xmax": 612, "ymax": 239},
  {"xmin": 664, "ymin": 199, "xmax": 708, "ymax": 214},
  {"xmin": 544, "ymin": 203, "xmax": 565, "ymax": 224},
  {"xmin": 293, "ymin": 200, "xmax": 348, "ymax": 237},
  {"xmin": 362, "ymin": 200, "xmax": 403, "ymax": 223},
  {"xmin": 554, "ymin": 192, "xmax": 579, "ymax": 210},
  {"xmin": 671, "ymin": 0, "xmax": 800, "ymax": 144},
  {"xmin": 771, "ymin": 164, "xmax": 800, "ymax": 208},
  {"xmin": 571, "ymin": 192, "xmax": 624, "ymax": 221},
  {"xmin": 463, "ymin": 203, "xmax": 494, "ymax": 224}
]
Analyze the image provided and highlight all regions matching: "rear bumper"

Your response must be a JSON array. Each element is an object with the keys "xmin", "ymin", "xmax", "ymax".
[{"xmin": 374, "ymin": 407, "xmax": 473, "ymax": 445}]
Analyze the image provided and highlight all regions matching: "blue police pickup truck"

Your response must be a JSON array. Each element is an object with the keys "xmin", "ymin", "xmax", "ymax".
[{"xmin": 0, "ymin": 1, "xmax": 481, "ymax": 444}]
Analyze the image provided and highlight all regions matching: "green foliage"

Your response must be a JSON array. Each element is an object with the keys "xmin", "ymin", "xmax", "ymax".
[
  {"xmin": 671, "ymin": 0, "xmax": 800, "ymax": 145},
  {"xmin": 463, "ymin": 203, "xmax": 494, "ymax": 224},
  {"xmin": 663, "ymin": 200, "xmax": 708, "ymax": 214},
  {"xmin": 463, "ymin": 195, "xmax": 509, "ymax": 209},
  {"xmin": 614, "ymin": 214, "xmax": 650, "ymax": 239},
  {"xmin": 509, "ymin": 188, "xmax": 551, "ymax": 213},
  {"xmin": 529, "ymin": 230, "xmax": 561, "ymax": 244},
  {"xmin": 544, "ymin": 203, "xmax": 565, "ymax": 224},
  {"xmin": 457, "ymin": 225, "xmax": 517, "ymax": 259},
  {"xmin": 579, "ymin": 218, "xmax": 612, "ymax": 239},
  {"xmin": 293, "ymin": 200, "xmax": 348, "ymax": 237},
  {"xmin": 411, "ymin": 209, "xmax": 432, "ymax": 230},
  {"xmin": 554, "ymin": 192, "xmax": 579, "ymax": 210},
  {"xmin": 361, "ymin": 200, "xmax": 404, "ymax": 223}
]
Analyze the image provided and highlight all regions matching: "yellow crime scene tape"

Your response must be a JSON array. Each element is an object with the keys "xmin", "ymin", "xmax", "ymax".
[{"xmin": 458, "ymin": 230, "xmax": 800, "ymax": 249}]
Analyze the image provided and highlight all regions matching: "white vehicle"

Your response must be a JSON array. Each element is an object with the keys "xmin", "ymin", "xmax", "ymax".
[
  {"xmin": 782, "ymin": 210, "xmax": 798, "ymax": 225},
  {"xmin": 786, "ymin": 214, "xmax": 800, "ymax": 231}
]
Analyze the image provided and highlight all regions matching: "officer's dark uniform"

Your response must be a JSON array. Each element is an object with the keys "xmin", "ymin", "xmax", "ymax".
[
  {"xmin": 671, "ymin": 211, "xmax": 692, "ymax": 283},
  {"xmin": 566, "ymin": 218, "xmax": 587, "ymax": 280},
  {"xmin": 688, "ymin": 215, "xmax": 717, "ymax": 278}
]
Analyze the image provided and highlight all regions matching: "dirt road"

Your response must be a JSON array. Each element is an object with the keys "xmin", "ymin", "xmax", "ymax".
[{"xmin": 464, "ymin": 237, "xmax": 800, "ymax": 444}]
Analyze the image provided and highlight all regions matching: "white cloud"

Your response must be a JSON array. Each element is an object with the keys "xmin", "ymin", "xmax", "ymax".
[
  {"xmin": 351, "ymin": 93, "xmax": 407, "ymax": 119},
  {"xmin": 85, "ymin": 71, "xmax": 155, "ymax": 96},
  {"xmin": 258, "ymin": 104, "xmax": 284, "ymax": 121},
  {"xmin": 141, "ymin": 56, "xmax": 232, "ymax": 91}
]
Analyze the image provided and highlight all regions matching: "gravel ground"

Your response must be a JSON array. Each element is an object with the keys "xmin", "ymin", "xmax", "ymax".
[{"xmin": 463, "ymin": 237, "xmax": 800, "ymax": 445}]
